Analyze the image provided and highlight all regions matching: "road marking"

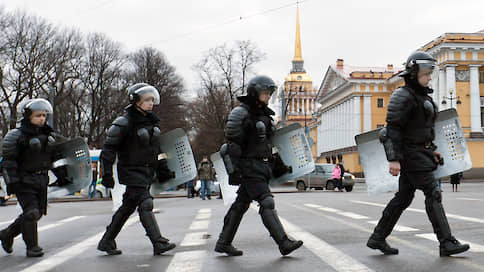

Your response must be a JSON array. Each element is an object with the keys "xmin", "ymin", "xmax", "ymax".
[
  {"xmin": 13, "ymin": 216, "xmax": 87, "ymax": 241},
  {"xmin": 280, "ymin": 217, "xmax": 374, "ymax": 272},
  {"xmin": 18, "ymin": 216, "xmax": 139, "ymax": 272},
  {"xmin": 415, "ymin": 233, "xmax": 484, "ymax": 253},
  {"xmin": 199, "ymin": 208, "xmax": 211, "ymax": 213},
  {"xmin": 304, "ymin": 203, "xmax": 368, "ymax": 219},
  {"xmin": 189, "ymin": 220, "xmax": 209, "ymax": 231},
  {"xmin": 195, "ymin": 213, "xmax": 211, "ymax": 220},
  {"xmin": 287, "ymin": 203, "xmax": 484, "ymax": 271},
  {"xmin": 180, "ymin": 232, "xmax": 208, "ymax": 247},
  {"xmin": 166, "ymin": 250, "xmax": 206, "ymax": 272},
  {"xmin": 352, "ymin": 200, "xmax": 484, "ymax": 224},
  {"xmin": 457, "ymin": 198, "xmax": 483, "ymax": 201},
  {"xmin": 367, "ymin": 220, "xmax": 419, "ymax": 232}
]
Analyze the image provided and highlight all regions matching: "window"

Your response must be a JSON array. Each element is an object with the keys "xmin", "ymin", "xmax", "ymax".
[
  {"xmin": 376, "ymin": 124, "xmax": 385, "ymax": 129},
  {"xmin": 377, "ymin": 98, "xmax": 384, "ymax": 108},
  {"xmin": 481, "ymin": 97, "xmax": 484, "ymax": 127}
]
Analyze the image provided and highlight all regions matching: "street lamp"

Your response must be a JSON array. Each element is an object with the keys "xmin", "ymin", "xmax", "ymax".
[{"xmin": 441, "ymin": 89, "xmax": 462, "ymax": 108}]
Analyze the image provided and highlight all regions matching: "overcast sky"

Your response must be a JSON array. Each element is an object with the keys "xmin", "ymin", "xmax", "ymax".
[{"xmin": 1, "ymin": 0, "xmax": 483, "ymax": 99}]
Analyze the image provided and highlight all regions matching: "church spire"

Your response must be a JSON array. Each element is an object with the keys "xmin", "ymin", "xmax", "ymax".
[
  {"xmin": 293, "ymin": 4, "xmax": 303, "ymax": 62},
  {"xmin": 291, "ymin": 3, "xmax": 305, "ymax": 73}
]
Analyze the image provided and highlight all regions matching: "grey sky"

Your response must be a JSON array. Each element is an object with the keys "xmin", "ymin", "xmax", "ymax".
[{"xmin": 1, "ymin": 0, "xmax": 483, "ymax": 98}]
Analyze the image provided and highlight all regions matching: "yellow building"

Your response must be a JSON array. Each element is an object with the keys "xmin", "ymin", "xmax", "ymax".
[
  {"xmin": 315, "ymin": 30, "xmax": 484, "ymax": 178},
  {"xmin": 279, "ymin": 4, "xmax": 317, "ymax": 157},
  {"xmin": 315, "ymin": 59, "xmax": 400, "ymax": 174}
]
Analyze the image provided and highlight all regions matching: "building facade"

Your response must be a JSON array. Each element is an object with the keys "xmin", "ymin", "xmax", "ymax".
[{"xmin": 315, "ymin": 31, "xmax": 484, "ymax": 177}]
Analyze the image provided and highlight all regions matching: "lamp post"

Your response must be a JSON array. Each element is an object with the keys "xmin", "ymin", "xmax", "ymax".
[
  {"xmin": 441, "ymin": 89, "xmax": 462, "ymax": 108},
  {"xmin": 299, "ymin": 108, "xmax": 307, "ymax": 135}
]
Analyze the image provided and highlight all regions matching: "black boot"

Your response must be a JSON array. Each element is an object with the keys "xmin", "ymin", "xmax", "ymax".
[
  {"xmin": 0, "ymin": 217, "xmax": 22, "ymax": 254},
  {"xmin": 215, "ymin": 202, "xmax": 247, "ymax": 256},
  {"xmin": 139, "ymin": 210, "xmax": 175, "ymax": 255},
  {"xmin": 440, "ymin": 237, "xmax": 470, "ymax": 257},
  {"xmin": 22, "ymin": 220, "xmax": 44, "ymax": 257},
  {"xmin": 97, "ymin": 208, "xmax": 132, "ymax": 255},
  {"xmin": 367, "ymin": 234, "xmax": 398, "ymax": 255},
  {"xmin": 260, "ymin": 208, "xmax": 303, "ymax": 256}
]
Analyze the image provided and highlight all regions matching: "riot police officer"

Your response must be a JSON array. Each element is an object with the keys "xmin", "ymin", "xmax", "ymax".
[
  {"xmin": 367, "ymin": 52, "xmax": 470, "ymax": 257},
  {"xmin": 97, "ymin": 83, "xmax": 176, "ymax": 256},
  {"xmin": 215, "ymin": 75, "xmax": 303, "ymax": 256},
  {"xmin": 0, "ymin": 99, "xmax": 70, "ymax": 257}
]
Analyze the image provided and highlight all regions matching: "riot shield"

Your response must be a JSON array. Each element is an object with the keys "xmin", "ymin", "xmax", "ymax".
[
  {"xmin": 211, "ymin": 152, "xmax": 238, "ymax": 206},
  {"xmin": 433, "ymin": 109, "xmax": 472, "ymax": 178},
  {"xmin": 356, "ymin": 109, "xmax": 472, "ymax": 195},
  {"xmin": 48, "ymin": 137, "xmax": 92, "ymax": 198},
  {"xmin": 355, "ymin": 129, "xmax": 399, "ymax": 195},
  {"xmin": 150, "ymin": 128, "xmax": 197, "ymax": 195},
  {"xmin": 269, "ymin": 123, "xmax": 315, "ymax": 186}
]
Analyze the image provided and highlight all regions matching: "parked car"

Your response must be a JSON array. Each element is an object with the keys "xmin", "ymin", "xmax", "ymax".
[
  {"xmin": 295, "ymin": 163, "xmax": 355, "ymax": 192},
  {"xmin": 80, "ymin": 179, "xmax": 111, "ymax": 198}
]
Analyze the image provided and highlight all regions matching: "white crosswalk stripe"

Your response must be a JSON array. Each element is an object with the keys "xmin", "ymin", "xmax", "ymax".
[
  {"xmin": 166, "ymin": 250, "xmax": 206, "ymax": 272},
  {"xmin": 352, "ymin": 200, "xmax": 484, "ymax": 224},
  {"xmin": 18, "ymin": 216, "xmax": 139, "ymax": 272},
  {"xmin": 367, "ymin": 220, "xmax": 419, "ymax": 232},
  {"xmin": 304, "ymin": 203, "xmax": 368, "ymax": 219},
  {"xmin": 415, "ymin": 233, "xmax": 484, "ymax": 252}
]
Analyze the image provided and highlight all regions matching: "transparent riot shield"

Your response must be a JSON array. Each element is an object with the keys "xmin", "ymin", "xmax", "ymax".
[
  {"xmin": 211, "ymin": 152, "xmax": 238, "ymax": 206},
  {"xmin": 269, "ymin": 123, "xmax": 315, "ymax": 186},
  {"xmin": 48, "ymin": 138, "xmax": 92, "ymax": 198},
  {"xmin": 150, "ymin": 128, "xmax": 197, "ymax": 195},
  {"xmin": 356, "ymin": 109, "xmax": 472, "ymax": 195}
]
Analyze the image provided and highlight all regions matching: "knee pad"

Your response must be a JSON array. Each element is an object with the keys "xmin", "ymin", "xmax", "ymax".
[
  {"xmin": 24, "ymin": 209, "xmax": 40, "ymax": 221},
  {"xmin": 138, "ymin": 198, "xmax": 153, "ymax": 213},
  {"xmin": 259, "ymin": 196, "xmax": 275, "ymax": 214}
]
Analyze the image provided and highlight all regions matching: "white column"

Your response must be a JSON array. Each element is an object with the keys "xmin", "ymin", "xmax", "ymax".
[
  {"xmin": 446, "ymin": 64, "xmax": 457, "ymax": 109},
  {"xmin": 353, "ymin": 96, "xmax": 361, "ymax": 145},
  {"xmin": 470, "ymin": 65, "xmax": 482, "ymax": 133},
  {"xmin": 305, "ymin": 98, "xmax": 308, "ymax": 115},
  {"xmin": 363, "ymin": 95, "xmax": 372, "ymax": 132},
  {"xmin": 438, "ymin": 69, "xmax": 446, "ymax": 110}
]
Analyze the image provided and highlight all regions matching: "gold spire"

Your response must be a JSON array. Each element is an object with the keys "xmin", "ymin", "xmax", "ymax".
[{"xmin": 293, "ymin": 3, "xmax": 303, "ymax": 62}]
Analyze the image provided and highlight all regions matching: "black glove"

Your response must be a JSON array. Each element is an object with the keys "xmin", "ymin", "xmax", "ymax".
[
  {"xmin": 48, "ymin": 177, "xmax": 73, "ymax": 187},
  {"xmin": 157, "ymin": 159, "xmax": 176, "ymax": 183},
  {"xmin": 49, "ymin": 166, "xmax": 73, "ymax": 187},
  {"xmin": 228, "ymin": 168, "xmax": 243, "ymax": 185},
  {"xmin": 101, "ymin": 175, "xmax": 115, "ymax": 188},
  {"xmin": 272, "ymin": 153, "xmax": 293, "ymax": 178}
]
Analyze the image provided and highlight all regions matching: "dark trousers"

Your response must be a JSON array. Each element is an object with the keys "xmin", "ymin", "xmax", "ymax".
[{"xmin": 372, "ymin": 171, "xmax": 452, "ymax": 242}]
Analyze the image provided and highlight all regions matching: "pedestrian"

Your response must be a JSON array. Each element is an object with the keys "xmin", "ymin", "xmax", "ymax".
[
  {"xmin": 97, "ymin": 83, "xmax": 176, "ymax": 256},
  {"xmin": 0, "ymin": 99, "xmax": 71, "ymax": 257},
  {"xmin": 186, "ymin": 179, "xmax": 195, "ymax": 198},
  {"xmin": 450, "ymin": 172, "xmax": 463, "ymax": 192},
  {"xmin": 367, "ymin": 52, "xmax": 469, "ymax": 257},
  {"xmin": 215, "ymin": 75, "xmax": 303, "ymax": 257},
  {"xmin": 332, "ymin": 164, "xmax": 341, "ymax": 192},
  {"xmin": 197, "ymin": 155, "xmax": 214, "ymax": 200},
  {"xmin": 88, "ymin": 161, "xmax": 98, "ymax": 198}
]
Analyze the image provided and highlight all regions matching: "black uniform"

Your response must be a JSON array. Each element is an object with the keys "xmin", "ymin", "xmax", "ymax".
[
  {"xmin": 97, "ymin": 104, "xmax": 175, "ymax": 256},
  {"xmin": 368, "ymin": 52, "xmax": 469, "ymax": 257},
  {"xmin": 215, "ymin": 75, "xmax": 303, "ymax": 256},
  {"xmin": 0, "ymin": 119, "xmax": 67, "ymax": 257}
]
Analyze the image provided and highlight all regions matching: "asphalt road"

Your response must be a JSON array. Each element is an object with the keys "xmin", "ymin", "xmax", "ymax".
[{"xmin": 1, "ymin": 182, "xmax": 484, "ymax": 272}]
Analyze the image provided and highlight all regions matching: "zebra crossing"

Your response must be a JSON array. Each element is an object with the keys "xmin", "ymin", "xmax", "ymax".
[{"xmin": 1, "ymin": 196, "xmax": 484, "ymax": 272}]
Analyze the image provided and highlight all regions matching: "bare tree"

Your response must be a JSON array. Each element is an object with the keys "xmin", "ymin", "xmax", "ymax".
[{"xmin": 78, "ymin": 32, "xmax": 126, "ymax": 146}]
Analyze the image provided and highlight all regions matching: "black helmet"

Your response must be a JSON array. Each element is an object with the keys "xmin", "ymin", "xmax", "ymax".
[
  {"xmin": 400, "ymin": 51, "xmax": 436, "ymax": 78},
  {"xmin": 21, "ymin": 98, "xmax": 53, "ymax": 118},
  {"xmin": 246, "ymin": 75, "xmax": 277, "ymax": 98},
  {"xmin": 127, "ymin": 83, "xmax": 160, "ymax": 105}
]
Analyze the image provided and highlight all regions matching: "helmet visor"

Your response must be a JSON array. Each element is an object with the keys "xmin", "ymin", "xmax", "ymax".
[
  {"xmin": 22, "ymin": 98, "xmax": 53, "ymax": 114},
  {"xmin": 416, "ymin": 59, "xmax": 436, "ymax": 73},
  {"xmin": 134, "ymin": 86, "xmax": 160, "ymax": 105}
]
